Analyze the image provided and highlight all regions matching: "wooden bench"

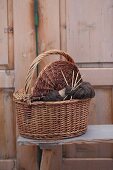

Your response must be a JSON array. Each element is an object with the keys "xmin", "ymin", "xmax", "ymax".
[{"xmin": 17, "ymin": 125, "xmax": 113, "ymax": 170}]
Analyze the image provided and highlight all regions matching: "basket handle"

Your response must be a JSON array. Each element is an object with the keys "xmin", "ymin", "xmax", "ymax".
[{"xmin": 25, "ymin": 49, "xmax": 75, "ymax": 94}]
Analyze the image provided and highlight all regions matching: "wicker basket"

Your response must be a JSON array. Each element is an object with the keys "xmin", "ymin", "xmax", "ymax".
[{"xmin": 13, "ymin": 50, "xmax": 91, "ymax": 140}]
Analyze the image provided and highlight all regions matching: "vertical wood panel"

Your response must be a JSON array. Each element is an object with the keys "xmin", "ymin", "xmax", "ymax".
[
  {"xmin": 8, "ymin": 0, "xmax": 14, "ymax": 69},
  {"xmin": 66, "ymin": 0, "xmax": 113, "ymax": 63},
  {"xmin": 63, "ymin": 87, "xmax": 113, "ymax": 159},
  {"xmin": 0, "ymin": 0, "xmax": 8, "ymax": 65},
  {"xmin": 13, "ymin": 0, "xmax": 38, "ymax": 169},
  {"xmin": 63, "ymin": 143, "xmax": 113, "ymax": 159},
  {"xmin": 60, "ymin": 0, "xmax": 67, "ymax": 51},
  {"xmin": 62, "ymin": 1, "xmax": 113, "ymax": 168},
  {"xmin": 0, "ymin": 70, "xmax": 14, "ymax": 88},
  {"xmin": 38, "ymin": 0, "xmax": 60, "ymax": 70},
  {"xmin": 63, "ymin": 158, "xmax": 113, "ymax": 170},
  {"xmin": 51, "ymin": 146, "xmax": 62, "ymax": 170},
  {"xmin": 0, "ymin": 0, "xmax": 14, "ymax": 70},
  {"xmin": 89, "ymin": 88, "xmax": 112, "ymax": 124},
  {"xmin": 0, "ymin": 160, "xmax": 16, "ymax": 170},
  {"xmin": 38, "ymin": 1, "xmax": 62, "ymax": 170},
  {"xmin": 0, "ymin": 89, "xmax": 16, "ymax": 158}
]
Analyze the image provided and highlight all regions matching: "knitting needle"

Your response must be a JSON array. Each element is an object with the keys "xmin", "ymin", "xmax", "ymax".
[
  {"xmin": 61, "ymin": 69, "xmax": 69, "ymax": 86},
  {"xmin": 71, "ymin": 70, "xmax": 75, "ymax": 88}
]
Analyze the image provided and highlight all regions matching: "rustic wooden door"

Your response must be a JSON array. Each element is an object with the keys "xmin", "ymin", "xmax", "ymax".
[
  {"xmin": 0, "ymin": 0, "xmax": 16, "ymax": 169},
  {"xmin": 62, "ymin": 0, "xmax": 113, "ymax": 169},
  {"xmin": 0, "ymin": 0, "xmax": 38, "ymax": 170},
  {"xmin": 38, "ymin": 0, "xmax": 113, "ymax": 169}
]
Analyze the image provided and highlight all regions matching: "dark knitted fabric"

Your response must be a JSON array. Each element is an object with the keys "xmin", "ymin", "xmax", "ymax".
[
  {"xmin": 65, "ymin": 82, "xmax": 95, "ymax": 99},
  {"xmin": 31, "ymin": 82, "xmax": 95, "ymax": 102},
  {"xmin": 31, "ymin": 90, "xmax": 63, "ymax": 102},
  {"xmin": 41, "ymin": 90, "xmax": 63, "ymax": 101}
]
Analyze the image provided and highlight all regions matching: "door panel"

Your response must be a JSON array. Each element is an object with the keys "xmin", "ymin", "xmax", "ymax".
[
  {"xmin": 38, "ymin": 0, "xmax": 113, "ymax": 169},
  {"xmin": 89, "ymin": 88, "xmax": 112, "ymax": 124},
  {"xmin": 0, "ymin": 0, "xmax": 16, "ymax": 169},
  {"xmin": 14, "ymin": 0, "xmax": 38, "ymax": 169},
  {"xmin": 0, "ymin": 0, "xmax": 8, "ymax": 65},
  {"xmin": 62, "ymin": 0, "xmax": 113, "ymax": 169},
  {"xmin": 0, "ymin": 89, "xmax": 16, "ymax": 159},
  {"xmin": 66, "ymin": 0, "xmax": 113, "ymax": 63},
  {"xmin": 63, "ymin": 158, "xmax": 113, "ymax": 170}
]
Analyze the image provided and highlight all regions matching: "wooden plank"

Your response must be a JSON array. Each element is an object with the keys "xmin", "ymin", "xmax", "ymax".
[
  {"xmin": 80, "ymin": 68, "xmax": 113, "ymax": 85},
  {"xmin": 0, "ymin": 0, "xmax": 14, "ymax": 69},
  {"xmin": 89, "ymin": 88, "xmax": 112, "ymax": 125},
  {"xmin": 0, "ymin": 70, "xmax": 14, "ymax": 88},
  {"xmin": 40, "ymin": 146, "xmax": 63, "ymax": 170},
  {"xmin": 59, "ymin": 0, "xmax": 67, "ymax": 51},
  {"xmin": 17, "ymin": 125, "xmax": 113, "ymax": 145},
  {"xmin": 0, "ymin": 89, "xmax": 16, "ymax": 158},
  {"xmin": 40, "ymin": 147, "xmax": 62, "ymax": 170},
  {"xmin": 13, "ymin": 0, "xmax": 38, "ymax": 170},
  {"xmin": 51, "ymin": 146, "xmax": 62, "ymax": 170},
  {"xmin": 63, "ymin": 0, "xmax": 113, "ymax": 166},
  {"xmin": 38, "ymin": 2, "xmax": 62, "ymax": 170},
  {"xmin": 66, "ymin": 0, "xmax": 113, "ymax": 63},
  {"xmin": 0, "ymin": 159, "xmax": 16, "ymax": 170},
  {"xmin": 14, "ymin": 0, "xmax": 36, "ymax": 90},
  {"xmin": 63, "ymin": 158, "xmax": 113, "ymax": 170},
  {"xmin": 38, "ymin": 0, "xmax": 60, "ymax": 70},
  {"xmin": 40, "ymin": 149, "xmax": 54, "ymax": 170},
  {"xmin": 0, "ymin": 0, "xmax": 8, "ymax": 65},
  {"xmin": 64, "ymin": 90, "xmax": 113, "ymax": 159},
  {"xmin": 63, "ymin": 143, "xmax": 113, "ymax": 158},
  {"xmin": 7, "ymin": 0, "xmax": 14, "ymax": 69}
]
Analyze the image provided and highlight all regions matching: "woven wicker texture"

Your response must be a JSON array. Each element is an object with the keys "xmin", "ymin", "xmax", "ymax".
[
  {"xmin": 15, "ymin": 97, "xmax": 90, "ymax": 139},
  {"xmin": 25, "ymin": 50, "xmax": 75, "ymax": 94},
  {"xmin": 13, "ymin": 49, "xmax": 91, "ymax": 140},
  {"xmin": 32, "ymin": 60, "xmax": 81, "ymax": 98}
]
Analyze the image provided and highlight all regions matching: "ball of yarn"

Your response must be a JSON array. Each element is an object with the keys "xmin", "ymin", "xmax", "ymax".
[
  {"xmin": 41, "ymin": 90, "xmax": 63, "ymax": 101},
  {"xmin": 65, "ymin": 82, "xmax": 95, "ymax": 99}
]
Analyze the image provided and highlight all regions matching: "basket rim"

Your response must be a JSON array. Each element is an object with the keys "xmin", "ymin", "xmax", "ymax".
[
  {"xmin": 28, "ymin": 98, "xmax": 91, "ymax": 105},
  {"xmin": 13, "ymin": 92, "xmax": 91, "ymax": 106}
]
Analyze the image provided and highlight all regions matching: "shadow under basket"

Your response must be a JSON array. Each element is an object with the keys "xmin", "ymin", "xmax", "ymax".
[{"xmin": 13, "ymin": 49, "xmax": 91, "ymax": 140}]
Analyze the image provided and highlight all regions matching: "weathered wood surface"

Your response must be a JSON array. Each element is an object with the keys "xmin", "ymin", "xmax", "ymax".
[
  {"xmin": 17, "ymin": 125, "xmax": 113, "ymax": 146},
  {"xmin": 66, "ymin": 0, "xmax": 113, "ymax": 63},
  {"xmin": 38, "ymin": 0, "xmax": 60, "ymax": 70},
  {"xmin": 0, "ymin": 159, "xmax": 16, "ymax": 170},
  {"xmin": 80, "ymin": 68, "xmax": 113, "ymax": 86},
  {"xmin": 0, "ymin": 0, "xmax": 8, "ymax": 65},
  {"xmin": 39, "ymin": 147, "xmax": 62, "ymax": 170},
  {"xmin": 38, "ymin": 2, "xmax": 62, "ymax": 170},
  {"xmin": 0, "ymin": 89, "xmax": 16, "ymax": 159},
  {"xmin": 7, "ymin": 0, "xmax": 14, "ymax": 69},
  {"xmin": 13, "ymin": 0, "xmax": 38, "ymax": 170},
  {"xmin": 0, "ymin": 70, "xmax": 14, "ymax": 88},
  {"xmin": 0, "ymin": 1, "xmax": 16, "ymax": 169},
  {"xmin": 59, "ymin": 0, "xmax": 67, "ymax": 51},
  {"xmin": 89, "ymin": 88, "xmax": 112, "ymax": 125},
  {"xmin": 39, "ymin": 146, "xmax": 62, "ymax": 170},
  {"xmin": 0, "ymin": 0, "xmax": 13, "ymax": 70},
  {"xmin": 51, "ymin": 146, "xmax": 62, "ymax": 170},
  {"xmin": 63, "ymin": 158, "xmax": 113, "ymax": 170},
  {"xmin": 40, "ymin": 149, "xmax": 54, "ymax": 170},
  {"xmin": 62, "ymin": 0, "xmax": 113, "ymax": 167}
]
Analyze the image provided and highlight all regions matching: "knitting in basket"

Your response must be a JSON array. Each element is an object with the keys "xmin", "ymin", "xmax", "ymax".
[{"xmin": 13, "ymin": 50, "xmax": 95, "ymax": 140}]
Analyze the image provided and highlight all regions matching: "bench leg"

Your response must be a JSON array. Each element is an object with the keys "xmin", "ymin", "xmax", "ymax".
[{"xmin": 40, "ymin": 149, "xmax": 54, "ymax": 170}]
